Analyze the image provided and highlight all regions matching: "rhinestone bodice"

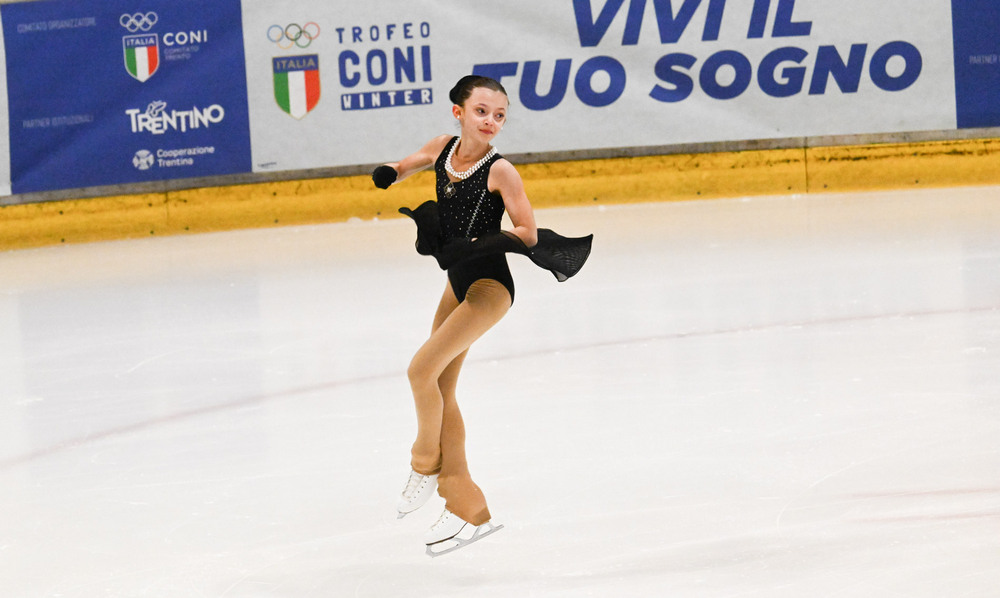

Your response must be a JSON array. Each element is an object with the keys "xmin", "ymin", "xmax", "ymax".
[{"xmin": 435, "ymin": 136, "xmax": 504, "ymax": 243}]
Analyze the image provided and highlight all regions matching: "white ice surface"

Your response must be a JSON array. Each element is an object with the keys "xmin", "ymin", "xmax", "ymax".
[{"xmin": 1, "ymin": 186, "xmax": 998, "ymax": 597}]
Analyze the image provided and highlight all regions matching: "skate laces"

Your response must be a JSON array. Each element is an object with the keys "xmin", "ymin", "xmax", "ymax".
[
  {"xmin": 430, "ymin": 509, "xmax": 454, "ymax": 531},
  {"xmin": 402, "ymin": 471, "xmax": 427, "ymax": 499}
]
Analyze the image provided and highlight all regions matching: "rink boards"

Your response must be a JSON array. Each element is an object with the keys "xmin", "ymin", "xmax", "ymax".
[
  {"xmin": 1, "ymin": 0, "xmax": 999, "ymax": 248},
  {"xmin": 3, "ymin": 135, "xmax": 1000, "ymax": 250}
]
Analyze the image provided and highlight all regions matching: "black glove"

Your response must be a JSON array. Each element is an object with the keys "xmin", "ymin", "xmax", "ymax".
[
  {"xmin": 434, "ymin": 231, "xmax": 531, "ymax": 270},
  {"xmin": 372, "ymin": 165, "xmax": 397, "ymax": 189}
]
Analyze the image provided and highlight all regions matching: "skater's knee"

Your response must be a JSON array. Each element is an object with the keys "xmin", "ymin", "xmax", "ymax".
[
  {"xmin": 407, "ymin": 355, "xmax": 438, "ymax": 389},
  {"xmin": 407, "ymin": 359, "xmax": 426, "ymax": 387}
]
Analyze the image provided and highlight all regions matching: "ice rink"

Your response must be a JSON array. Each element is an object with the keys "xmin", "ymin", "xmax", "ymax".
[{"xmin": 2, "ymin": 186, "xmax": 998, "ymax": 597}]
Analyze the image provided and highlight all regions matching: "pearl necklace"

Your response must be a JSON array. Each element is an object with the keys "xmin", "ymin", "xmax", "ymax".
[{"xmin": 445, "ymin": 138, "xmax": 496, "ymax": 180}]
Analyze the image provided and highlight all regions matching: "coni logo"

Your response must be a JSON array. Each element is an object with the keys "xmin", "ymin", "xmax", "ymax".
[
  {"xmin": 268, "ymin": 22, "xmax": 322, "ymax": 119},
  {"xmin": 121, "ymin": 12, "xmax": 160, "ymax": 82}
]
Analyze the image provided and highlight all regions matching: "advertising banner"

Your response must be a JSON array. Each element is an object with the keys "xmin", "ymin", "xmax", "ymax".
[
  {"xmin": 0, "ymin": 0, "xmax": 997, "ymax": 197},
  {"xmin": 243, "ymin": 0, "xmax": 958, "ymax": 173},
  {"xmin": 1, "ymin": 0, "xmax": 251, "ymax": 194},
  {"xmin": 241, "ymin": 0, "xmax": 446, "ymax": 174},
  {"xmin": 951, "ymin": 0, "xmax": 1000, "ymax": 128}
]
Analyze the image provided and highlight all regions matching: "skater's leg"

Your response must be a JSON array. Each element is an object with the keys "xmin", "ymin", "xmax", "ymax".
[
  {"xmin": 435, "ymin": 347, "xmax": 493, "ymax": 525},
  {"xmin": 436, "ymin": 280, "xmax": 510, "ymax": 524},
  {"xmin": 408, "ymin": 284, "xmax": 460, "ymax": 475},
  {"xmin": 407, "ymin": 279, "xmax": 510, "ymax": 523}
]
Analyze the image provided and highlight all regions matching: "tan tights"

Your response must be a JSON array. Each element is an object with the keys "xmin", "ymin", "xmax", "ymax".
[{"xmin": 407, "ymin": 279, "xmax": 511, "ymax": 526}]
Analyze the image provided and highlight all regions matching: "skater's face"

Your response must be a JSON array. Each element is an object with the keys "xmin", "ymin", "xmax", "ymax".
[{"xmin": 453, "ymin": 87, "xmax": 507, "ymax": 143}]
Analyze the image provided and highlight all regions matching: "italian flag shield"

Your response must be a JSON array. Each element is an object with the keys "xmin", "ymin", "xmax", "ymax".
[
  {"xmin": 273, "ymin": 54, "xmax": 321, "ymax": 119},
  {"xmin": 123, "ymin": 34, "xmax": 159, "ymax": 83}
]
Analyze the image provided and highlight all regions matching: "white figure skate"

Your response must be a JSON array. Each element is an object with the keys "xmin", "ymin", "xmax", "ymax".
[
  {"xmin": 396, "ymin": 470, "xmax": 438, "ymax": 519},
  {"xmin": 424, "ymin": 508, "xmax": 504, "ymax": 557}
]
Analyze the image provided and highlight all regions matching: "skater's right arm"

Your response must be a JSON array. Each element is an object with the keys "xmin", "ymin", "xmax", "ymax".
[{"xmin": 373, "ymin": 134, "xmax": 451, "ymax": 188}]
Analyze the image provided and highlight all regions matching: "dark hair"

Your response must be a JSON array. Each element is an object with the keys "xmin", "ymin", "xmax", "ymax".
[{"xmin": 448, "ymin": 75, "xmax": 508, "ymax": 106}]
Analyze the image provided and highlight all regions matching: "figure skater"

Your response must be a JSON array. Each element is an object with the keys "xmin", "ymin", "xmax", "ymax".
[{"xmin": 372, "ymin": 75, "xmax": 592, "ymax": 556}]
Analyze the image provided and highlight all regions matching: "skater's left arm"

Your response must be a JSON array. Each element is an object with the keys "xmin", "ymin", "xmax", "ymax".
[{"xmin": 489, "ymin": 159, "xmax": 538, "ymax": 248}]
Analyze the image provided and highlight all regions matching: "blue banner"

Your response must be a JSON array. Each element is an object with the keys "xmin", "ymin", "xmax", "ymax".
[
  {"xmin": 952, "ymin": 0, "xmax": 1000, "ymax": 128},
  {"xmin": 2, "ymin": 0, "xmax": 251, "ymax": 194}
]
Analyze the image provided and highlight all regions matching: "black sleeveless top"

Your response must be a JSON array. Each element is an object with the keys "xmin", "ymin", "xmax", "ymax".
[
  {"xmin": 435, "ymin": 137, "xmax": 505, "ymax": 242},
  {"xmin": 434, "ymin": 136, "xmax": 514, "ymax": 303}
]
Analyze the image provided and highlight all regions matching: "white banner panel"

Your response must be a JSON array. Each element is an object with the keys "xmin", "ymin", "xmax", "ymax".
[
  {"xmin": 243, "ymin": 0, "xmax": 448, "ymax": 173},
  {"xmin": 244, "ymin": 0, "xmax": 956, "ymax": 172}
]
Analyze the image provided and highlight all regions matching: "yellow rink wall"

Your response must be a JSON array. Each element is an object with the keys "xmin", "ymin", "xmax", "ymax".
[{"xmin": 2, "ymin": 136, "xmax": 1000, "ymax": 251}]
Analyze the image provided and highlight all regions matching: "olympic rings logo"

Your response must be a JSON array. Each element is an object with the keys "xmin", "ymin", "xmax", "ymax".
[
  {"xmin": 120, "ymin": 12, "xmax": 158, "ymax": 33},
  {"xmin": 267, "ymin": 22, "xmax": 320, "ymax": 49}
]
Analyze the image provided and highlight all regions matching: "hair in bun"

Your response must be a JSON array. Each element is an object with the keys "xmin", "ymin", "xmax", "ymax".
[{"xmin": 449, "ymin": 75, "xmax": 508, "ymax": 106}]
